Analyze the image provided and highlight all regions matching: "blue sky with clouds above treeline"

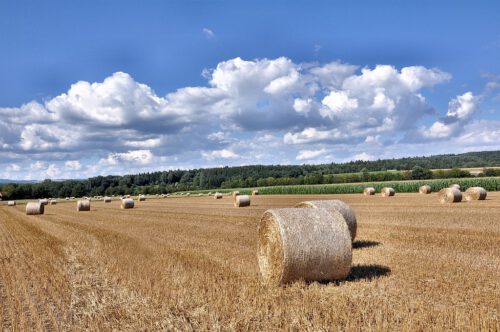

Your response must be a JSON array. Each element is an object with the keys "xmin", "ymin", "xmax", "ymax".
[{"xmin": 0, "ymin": 0, "xmax": 499, "ymax": 180}]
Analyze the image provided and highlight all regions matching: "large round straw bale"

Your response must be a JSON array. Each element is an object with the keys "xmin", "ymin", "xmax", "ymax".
[
  {"xmin": 50, "ymin": 199, "xmax": 57, "ymax": 205},
  {"xmin": 26, "ymin": 202, "xmax": 44, "ymax": 215},
  {"xmin": 381, "ymin": 187, "xmax": 395, "ymax": 197},
  {"xmin": 65, "ymin": 197, "xmax": 70, "ymax": 200},
  {"xmin": 121, "ymin": 198, "xmax": 134, "ymax": 209},
  {"xmin": 186, "ymin": 193, "xmax": 190, "ymax": 197},
  {"xmin": 7, "ymin": 201, "xmax": 16, "ymax": 206},
  {"xmin": 234, "ymin": 195, "xmax": 250, "ymax": 207},
  {"xmin": 39, "ymin": 199, "xmax": 49, "ymax": 206},
  {"xmin": 258, "ymin": 208, "xmax": 352, "ymax": 286},
  {"xmin": 214, "ymin": 192, "xmax": 223, "ymax": 199},
  {"xmin": 464, "ymin": 187, "xmax": 487, "ymax": 201},
  {"xmin": 296, "ymin": 200, "xmax": 357, "ymax": 242},
  {"xmin": 363, "ymin": 187, "xmax": 375, "ymax": 195},
  {"xmin": 70, "ymin": 197, "xmax": 75, "ymax": 200},
  {"xmin": 138, "ymin": 195, "xmax": 146, "ymax": 201},
  {"xmin": 77, "ymin": 200, "xmax": 91, "ymax": 211},
  {"xmin": 103, "ymin": 197, "xmax": 112, "ymax": 203},
  {"xmin": 252, "ymin": 190, "xmax": 259, "ymax": 196},
  {"xmin": 419, "ymin": 185, "xmax": 432, "ymax": 194},
  {"xmin": 449, "ymin": 184, "xmax": 461, "ymax": 190},
  {"xmin": 438, "ymin": 188, "xmax": 462, "ymax": 203},
  {"xmin": 232, "ymin": 191, "xmax": 240, "ymax": 198}
]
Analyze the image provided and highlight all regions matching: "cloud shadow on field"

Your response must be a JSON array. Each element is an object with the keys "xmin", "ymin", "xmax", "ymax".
[
  {"xmin": 347, "ymin": 264, "xmax": 391, "ymax": 282},
  {"xmin": 352, "ymin": 240, "xmax": 381, "ymax": 249}
]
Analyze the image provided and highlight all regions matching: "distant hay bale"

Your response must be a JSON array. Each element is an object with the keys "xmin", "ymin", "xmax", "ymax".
[
  {"xmin": 39, "ymin": 199, "xmax": 49, "ymax": 206},
  {"xmin": 214, "ymin": 192, "xmax": 223, "ymax": 199},
  {"xmin": 103, "ymin": 197, "xmax": 112, "ymax": 203},
  {"xmin": 464, "ymin": 187, "xmax": 487, "ymax": 201},
  {"xmin": 65, "ymin": 197, "xmax": 70, "ymax": 200},
  {"xmin": 234, "ymin": 195, "xmax": 250, "ymax": 207},
  {"xmin": 363, "ymin": 187, "xmax": 375, "ymax": 195},
  {"xmin": 26, "ymin": 202, "xmax": 44, "ymax": 215},
  {"xmin": 208, "ymin": 192, "xmax": 212, "ymax": 195},
  {"xmin": 232, "ymin": 191, "xmax": 240, "ymax": 198},
  {"xmin": 126, "ymin": 195, "xmax": 131, "ymax": 198},
  {"xmin": 381, "ymin": 187, "xmax": 395, "ymax": 197},
  {"xmin": 296, "ymin": 200, "xmax": 357, "ymax": 242},
  {"xmin": 186, "ymin": 193, "xmax": 190, "ymax": 197},
  {"xmin": 419, "ymin": 185, "xmax": 432, "ymax": 194},
  {"xmin": 77, "ymin": 200, "xmax": 91, "ymax": 212},
  {"xmin": 257, "ymin": 208, "xmax": 352, "ymax": 286},
  {"xmin": 438, "ymin": 188, "xmax": 462, "ymax": 203},
  {"xmin": 449, "ymin": 184, "xmax": 461, "ymax": 190},
  {"xmin": 121, "ymin": 198, "xmax": 134, "ymax": 209},
  {"xmin": 70, "ymin": 197, "xmax": 75, "ymax": 200},
  {"xmin": 138, "ymin": 195, "xmax": 146, "ymax": 201},
  {"xmin": 50, "ymin": 199, "xmax": 57, "ymax": 205},
  {"xmin": 7, "ymin": 201, "xmax": 16, "ymax": 206},
  {"xmin": 252, "ymin": 190, "xmax": 259, "ymax": 196}
]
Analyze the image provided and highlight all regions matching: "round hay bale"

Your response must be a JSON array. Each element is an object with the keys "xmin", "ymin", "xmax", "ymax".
[
  {"xmin": 438, "ymin": 188, "xmax": 462, "ymax": 203},
  {"xmin": 26, "ymin": 202, "xmax": 44, "ymax": 215},
  {"xmin": 449, "ymin": 184, "xmax": 461, "ymax": 190},
  {"xmin": 419, "ymin": 185, "xmax": 432, "ymax": 194},
  {"xmin": 296, "ymin": 200, "xmax": 357, "ymax": 242},
  {"xmin": 39, "ymin": 199, "xmax": 49, "ymax": 206},
  {"xmin": 50, "ymin": 199, "xmax": 57, "ymax": 205},
  {"xmin": 381, "ymin": 187, "xmax": 395, "ymax": 197},
  {"xmin": 234, "ymin": 195, "xmax": 250, "ymax": 207},
  {"xmin": 186, "ymin": 193, "xmax": 190, "ymax": 197},
  {"xmin": 70, "ymin": 197, "xmax": 75, "ymax": 200},
  {"xmin": 252, "ymin": 190, "xmax": 259, "ymax": 196},
  {"xmin": 121, "ymin": 198, "xmax": 134, "ymax": 209},
  {"xmin": 103, "ymin": 197, "xmax": 112, "ymax": 203},
  {"xmin": 214, "ymin": 193, "xmax": 223, "ymax": 199},
  {"xmin": 77, "ymin": 200, "xmax": 91, "ymax": 212},
  {"xmin": 7, "ymin": 201, "xmax": 16, "ymax": 206},
  {"xmin": 232, "ymin": 191, "xmax": 240, "ymax": 198},
  {"xmin": 464, "ymin": 187, "xmax": 487, "ymax": 201},
  {"xmin": 258, "ymin": 208, "xmax": 352, "ymax": 286},
  {"xmin": 363, "ymin": 187, "xmax": 375, "ymax": 195},
  {"xmin": 138, "ymin": 195, "xmax": 146, "ymax": 201}
]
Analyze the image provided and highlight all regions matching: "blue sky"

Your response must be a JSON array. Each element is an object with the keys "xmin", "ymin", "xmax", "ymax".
[{"xmin": 0, "ymin": 0, "xmax": 499, "ymax": 179}]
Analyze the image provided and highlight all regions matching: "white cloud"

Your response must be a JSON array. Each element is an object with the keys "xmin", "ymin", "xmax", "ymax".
[
  {"xmin": 65, "ymin": 160, "xmax": 81, "ymax": 170},
  {"xmin": 31, "ymin": 161, "xmax": 46, "ymax": 170},
  {"xmin": 293, "ymin": 98, "xmax": 313, "ymax": 115},
  {"xmin": 321, "ymin": 91, "xmax": 358, "ymax": 117},
  {"xmin": 296, "ymin": 149, "xmax": 326, "ymax": 161},
  {"xmin": 202, "ymin": 28, "xmax": 215, "ymax": 39},
  {"xmin": 124, "ymin": 138, "xmax": 161, "ymax": 148},
  {"xmin": 284, "ymin": 128, "xmax": 349, "ymax": 144},
  {"xmin": 202, "ymin": 149, "xmax": 238, "ymax": 160},
  {"xmin": 351, "ymin": 152, "xmax": 375, "ymax": 161},
  {"xmin": 46, "ymin": 164, "xmax": 60, "ymax": 178},
  {"xmin": 7, "ymin": 164, "xmax": 20, "ymax": 172},
  {"xmin": 446, "ymin": 92, "xmax": 476, "ymax": 120},
  {"xmin": 101, "ymin": 150, "xmax": 154, "ymax": 166}
]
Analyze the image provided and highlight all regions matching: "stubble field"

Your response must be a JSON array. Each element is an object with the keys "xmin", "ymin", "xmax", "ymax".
[{"xmin": 0, "ymin": 193, "xmax": 499, "ymax": 331}]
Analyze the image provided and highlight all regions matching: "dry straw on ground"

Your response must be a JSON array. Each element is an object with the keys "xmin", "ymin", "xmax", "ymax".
[
  {"xmin": 25, "ymin": 202, "xmax": 44, "ymax": 215},
  {"xmin": 139, "ymin": 195, "xmax": 146, "ymax": 201},
  {"xmin": 7, "ymin": 201, "xmax": 16, "ymax": 206},
  {"xmin": 214, "ymin": 193, "xmax": 223, "ymax": 199},
  {"xmin": 296, "ymin": 200, "xmax": 357, "ymax": 242},
  {"xmin": 464, "ymin": 187, "xmax": 487, "ymax": 201},
  {"xmin": 121, "ymin": 198, "xmax": 135, "ymax": 209},
  {"xmin": 258, "ymin": 208, "xmax": 352, "ymax": 286},
  {"xmin": 438, "ymin": 187, "xmax": 462, "ymax": 203},
  {"xmin": 381, "ymin": 187, "xmax": 395, "ymax": 197},
  {"xmin": 234, "ymin": 195, "xmax": 251, "ymax": 207},
  {"xmin": 419, "ymin": 185, "xmax": 432, "ymax": 194},
  {"xmin": 77, "ymin": 200, "xmax": 91, "ymax": 212},
  {"xmin": 363, "ymin": 187, "xmax": 375, "ymax": 195}
]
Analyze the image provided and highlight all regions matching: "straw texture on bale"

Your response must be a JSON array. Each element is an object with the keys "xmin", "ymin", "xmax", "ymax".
[
  {"xmin": 214, "ymin": 193, "xmax": 223, "ymax": 199},
  {"xmin": 258, "ymin": 208, "xmax": 352, "ymax": 286},
  {"xmin": 7, "ymin": 201, "xmax": 16, "ymax": 206},
  {"xmin": 121, "ymin": 198, "xmax": 134, "ymax": 209},
  {"xmin": 26, "ymin": 202, "xmax": 44, "ymax": 215},
  {"xmin": 103, "ymin": 197, "xmax": 112, "ymax": 203},
  {"xmin": 139, "ymin": 195, "xmax": 146, "ymax": 201},
  {"xmin": 77, "ymin": 200, "xmax": 91, "ymax": 212},
  {"xmin": 232, "ymin": 191, "xmax": 240, "ymax": 198},
  {"xmin": 419, "ymin": 185, "xmax": 432, "ymax": 194},
  {"xmin": 39, "ymin": 199, "xmax": 49, "ymax": 206},
  {"xmin": 50, "ymin": 200, "xmax": 57, "ymax": 205},
  {"xmin": 464, "ymin": 187, "xmax": 487, "ymax": 201},
  {"xmin": 296, "ymin": 200, "xmax": 357, "ymax": 242},
  {"xmin": 381, "ymin": 187, "xmax": 395, "ymax": 197},
  {"xmin": 234, "ymin": 195, "xmax": 251, "ymax": 207},
  {"xmin": 363, "ymin": 187, "xmax": 375, "ymax": 195},
  {"xmin": 449, "ymin": 184, "xmax": 461, "ymax": 190},
  {"xmin": 438, "ymin": 188, "xmax": 462, "ymax": 203},
  {"xmin": 252, "ymin": 190, "xmax": 259, "ymax": 196}
]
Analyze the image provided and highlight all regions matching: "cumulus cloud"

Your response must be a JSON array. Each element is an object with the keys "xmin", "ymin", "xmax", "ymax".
[
  {"xmin": 0, "ymin": 56, "xmax": 495, "ymax": 179},
  {"xmin": 296, "ymin": 149, "xmax": 326, "ymax": 161},
  {"xmin": 202, "ymin": 28, "xmax": 215, "ymax": 39},
  {"xmin": 351, "ymin": 152, "xmax": 375, "ymax": 161}
]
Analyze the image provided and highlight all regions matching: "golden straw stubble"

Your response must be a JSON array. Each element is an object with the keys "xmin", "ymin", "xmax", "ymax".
[{"xmin": 258, "ymin": 208, "xmax": 352, "ymax": 286}]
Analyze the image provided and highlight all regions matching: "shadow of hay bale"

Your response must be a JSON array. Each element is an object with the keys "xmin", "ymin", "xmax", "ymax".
[
  {"xmin": 347, "ymin": 264, "xmax": 391, "ymax": 281},
  {"xmin": 352, "ymin": 240, "xmax": 381, "ymax": 249}
]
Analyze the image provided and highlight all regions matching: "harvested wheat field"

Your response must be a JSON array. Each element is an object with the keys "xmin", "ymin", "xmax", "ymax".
[{"xmin": 0, "ymin": 193, "xmax": 499, "ymax": 331}]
